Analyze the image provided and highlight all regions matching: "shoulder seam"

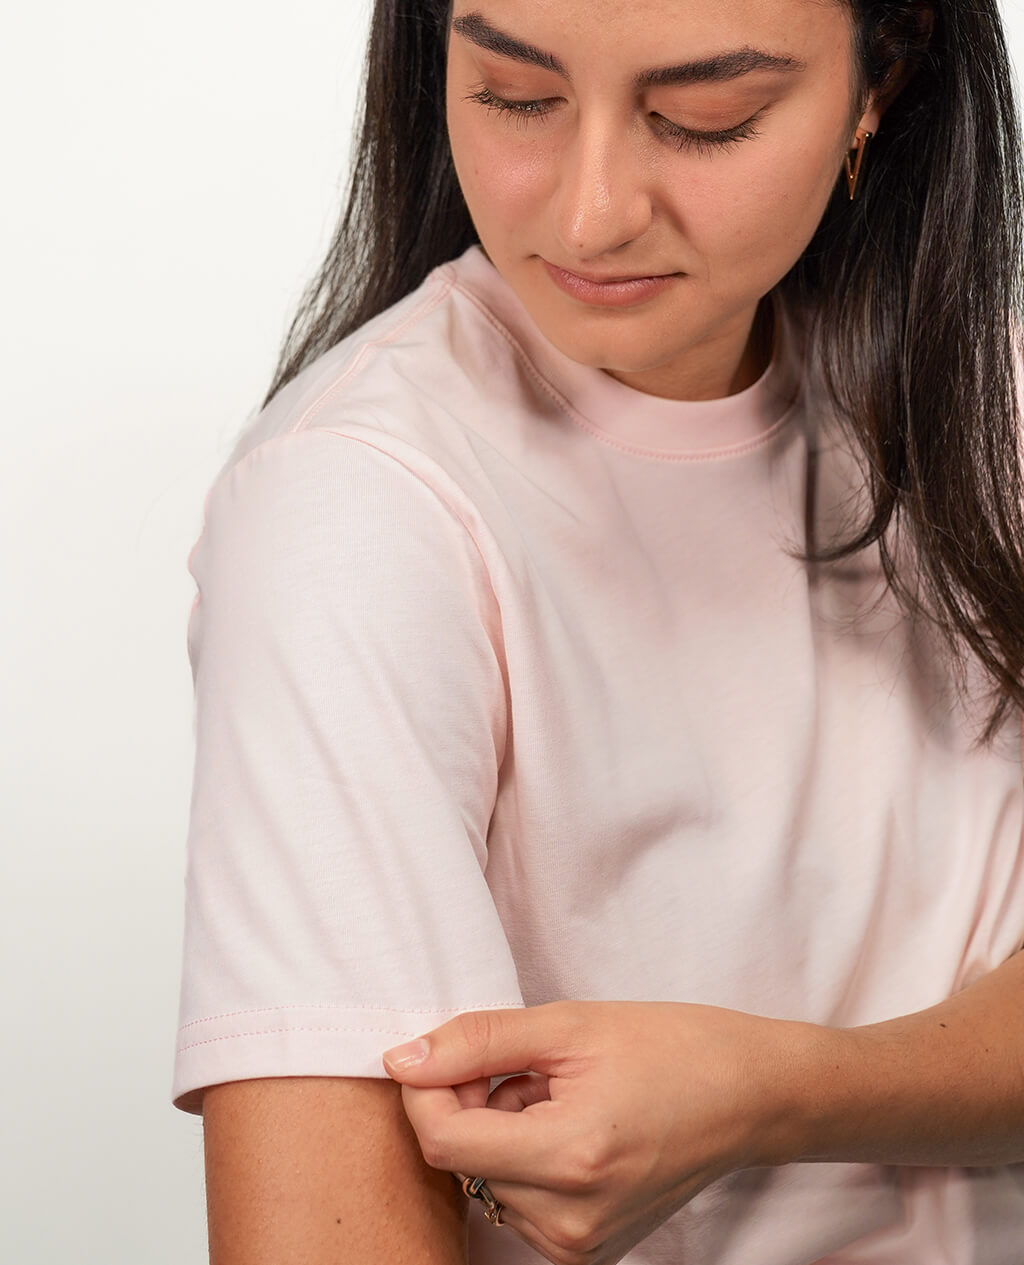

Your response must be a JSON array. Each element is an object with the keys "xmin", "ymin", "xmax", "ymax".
[
  {"xmin": 313, "ymin": 427, "xmax": 506, "ymax": 608},
  {"xmin": 225, "ymin": 426, "xmax": 497, "ymax": 571},
  {"xmin": 286, "ymin": 272, "xmax": 457, "ymax": 434}
]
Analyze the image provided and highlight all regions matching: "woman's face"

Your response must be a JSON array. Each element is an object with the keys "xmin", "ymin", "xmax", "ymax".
[{"xmin": 445, "ymin": 0, "xmax": 881, "ymax": 399}]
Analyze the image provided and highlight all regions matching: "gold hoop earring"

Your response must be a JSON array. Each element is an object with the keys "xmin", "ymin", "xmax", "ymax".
[{"xmin": 844, "ymin": 128, "xmax": 874, "ymax": 201}]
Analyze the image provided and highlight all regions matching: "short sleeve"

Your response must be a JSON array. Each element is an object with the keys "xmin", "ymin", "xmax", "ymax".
[{"xmin": 171, "ymin": 429, "xmax": 525, "ymax": 1115}]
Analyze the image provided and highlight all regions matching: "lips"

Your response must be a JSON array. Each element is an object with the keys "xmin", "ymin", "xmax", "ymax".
[
  {"xmin": 541, "ymin": 258, "xmax": 682, "ymax": 308},
  {"xmin": 551, "ymin": 268, "xmax": 663, "ymax": 285},
  {"xmin": 549, "ymin": 262, "xmax": 671, "ymax": 283}
]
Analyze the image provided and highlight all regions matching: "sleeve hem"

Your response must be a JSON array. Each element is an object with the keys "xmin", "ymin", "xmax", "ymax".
[{"xmin": 171, "ymin": 999, "xmax": 526, "ymax": 1116}]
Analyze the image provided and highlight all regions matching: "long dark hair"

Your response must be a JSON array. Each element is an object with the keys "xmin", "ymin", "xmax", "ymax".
[{"xmin": 262, "ymin": 0, "xmax": 1024, "ymax": 742}]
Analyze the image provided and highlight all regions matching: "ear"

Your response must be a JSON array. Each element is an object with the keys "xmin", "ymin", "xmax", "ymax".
[{"xmin": 854, "ymin": 4, "xmax": 935, "ymax": 140}]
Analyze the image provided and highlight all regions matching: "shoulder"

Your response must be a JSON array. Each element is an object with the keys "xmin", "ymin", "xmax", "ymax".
[
  {"xmin": 194, "ymin": 250, "xmax": 559, "ymax": 593},
  {"xmin": 218, "ymin": 247, "xmax": 539, "ymax": 491},
  {"xmin": 212, "ymin": 269, "xmax": 449, "ymax": 478}
]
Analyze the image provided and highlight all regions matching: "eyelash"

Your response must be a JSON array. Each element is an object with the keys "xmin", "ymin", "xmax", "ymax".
[{"xmin": 463, "ymin": 84, "xmax": 763, "ymax": 155}]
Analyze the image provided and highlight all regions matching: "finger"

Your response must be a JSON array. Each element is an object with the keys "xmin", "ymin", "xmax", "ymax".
[
  {"xmin": 466, "ymin": 1177, "xmax": 589, "ymax": 1264},
  {"xmin": 402, "ymin": 1075, "xmax": 521, "ymax": 1125},
  {"xmin": 382, "ymin": 1001, "xmax": 584, "ymax": 1087},
  {"xmin": 453, "ymin": 1076, "xmax": 491, "ymax": 1109},
  {"xmin": 401, "ymin": 1082, "xmax": 570, "ymax": 1184},
  {"xmin": 487, "ymin": 1072, "xmax": 551, "ymax": 1112},
  {"xmin": 449, "ymin": 1173, "xmax": 541, "ymax": 1243}
]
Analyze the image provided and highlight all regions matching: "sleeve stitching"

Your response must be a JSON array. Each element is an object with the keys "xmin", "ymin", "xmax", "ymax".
[
  {"xmin": 178, "ymin": 1000, "xmax": 526, "ymax": 1031},
  {"xmin": 176, "ymin": 1014, "xmax": 523, "ymax": 1055}
]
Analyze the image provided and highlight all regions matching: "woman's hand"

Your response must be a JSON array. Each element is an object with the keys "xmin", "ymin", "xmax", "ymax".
[{"xmin": 381, "ymin": 1000, "xmax": 818, "ymax": 1265}]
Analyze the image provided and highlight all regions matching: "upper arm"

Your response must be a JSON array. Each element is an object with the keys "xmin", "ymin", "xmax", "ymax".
[
  {"xmin": 202, "ymin": 1075, "xmax": 468, "ymax": 1265},
  {"xmin": 172, "ymin": 429, "xmax": 524, "ymax": 1116}
]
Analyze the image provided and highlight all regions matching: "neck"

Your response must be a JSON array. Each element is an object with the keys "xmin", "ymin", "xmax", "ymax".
[
  {"xmin": 602, "ymin": 293, "xmax": 778, "ymax": 402},
  {"xmin": 735, "ymin": 294, "xmax": 776, "ymax": 392}
]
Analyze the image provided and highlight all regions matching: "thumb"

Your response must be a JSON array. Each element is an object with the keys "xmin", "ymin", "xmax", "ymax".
[{"xmin": 381, "ymin": 1002, "xmax": 570, "ymax": 1085}]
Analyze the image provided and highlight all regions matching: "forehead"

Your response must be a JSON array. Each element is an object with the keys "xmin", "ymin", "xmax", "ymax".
[{"xmin": 449, "ymin": 0, "xmax": 851, "ymax": 68}]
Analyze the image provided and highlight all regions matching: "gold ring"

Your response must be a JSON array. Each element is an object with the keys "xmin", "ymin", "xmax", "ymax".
[{"xmin": 454, "ymin": 1173, "xmax": 506, "ymax": 1226}]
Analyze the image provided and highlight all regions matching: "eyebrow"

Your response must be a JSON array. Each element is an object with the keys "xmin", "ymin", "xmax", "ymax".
[{"xmin": 450, "ymin": 12, "xmax": 807, "ymax": 88}]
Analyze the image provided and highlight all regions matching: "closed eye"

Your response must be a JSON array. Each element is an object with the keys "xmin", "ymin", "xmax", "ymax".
[{"xmin": 463, "ymin": 85, "xmax": 765, "ymax": 155}]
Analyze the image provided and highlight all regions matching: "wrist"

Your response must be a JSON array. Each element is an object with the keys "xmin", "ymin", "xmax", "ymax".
[{"xmin": 747, "ymin": 1017, "xmax": 852, "ymax": 1169}]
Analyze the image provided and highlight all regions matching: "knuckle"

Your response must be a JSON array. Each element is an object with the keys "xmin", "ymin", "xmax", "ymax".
[
  {"xmin": 545, "ymin": 1000, "xmax": 592, "ymax": 1065},
  {"xmin": 560, "ymin": 1136, "xmax": 608, "ymax": 1192},
  {"xmin": 550, "ymin": 1211, "xmax": 597, "ymax": 1256},
  {"xmin": 457, "ymin": 1007, "xmax": 496, "ymax": 1056},
  {"xmin": 557, "ymin": 1165, "xmax": 589, "ymax": 1196},
  {"xmin": 420, "ymin": 1136, "xmax": 452, "ymax": 1170}
]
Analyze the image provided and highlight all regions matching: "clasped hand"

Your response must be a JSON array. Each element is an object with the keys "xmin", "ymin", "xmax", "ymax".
[{"xmin": 382, "ymin": 1000, "xmax": 813, "ymax": 1265}]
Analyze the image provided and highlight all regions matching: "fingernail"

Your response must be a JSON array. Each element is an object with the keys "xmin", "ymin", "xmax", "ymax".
[{"xmin": 382, "ymin": 1038, "xmax": 430, "ymax": 1070}]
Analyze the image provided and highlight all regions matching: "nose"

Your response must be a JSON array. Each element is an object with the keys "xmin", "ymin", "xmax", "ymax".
[{"xmin": 551, "ymin": 112, "xmax": 654, "ymax": 262}]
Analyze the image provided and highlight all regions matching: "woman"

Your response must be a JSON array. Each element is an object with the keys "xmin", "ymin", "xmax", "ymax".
[{"xmin": 172, "ymin": 1, "xmax": 1024, "ymax": 1261}]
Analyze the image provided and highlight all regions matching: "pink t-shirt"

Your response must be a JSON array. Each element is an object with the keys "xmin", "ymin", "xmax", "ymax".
[{"xmin": 172, "ymin": 243, "xmax": 1024, "ymax": 1263}]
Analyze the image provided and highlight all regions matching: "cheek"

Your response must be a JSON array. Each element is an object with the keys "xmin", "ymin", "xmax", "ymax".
[
  {"xmin": 676, "ymin": 137, "xmax": 842, "ymax": 272},
  {"xmin": 452, "ymin": 128, "xmax": 553, "ymax": 221}
]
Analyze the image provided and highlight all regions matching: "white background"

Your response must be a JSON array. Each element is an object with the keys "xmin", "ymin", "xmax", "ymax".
[{"xmin": 4, "ymin": 3, "xmax": 1024, "ymax": 1260}]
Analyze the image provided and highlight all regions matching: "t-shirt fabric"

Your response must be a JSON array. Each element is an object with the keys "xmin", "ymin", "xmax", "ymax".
[{"xmin": 171, "ymin": 243, "xmax": 1024, "ymax": 1263}]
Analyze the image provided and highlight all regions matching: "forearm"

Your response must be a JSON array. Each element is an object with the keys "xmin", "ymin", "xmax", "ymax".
[{"xmin": 776, "ymin": 947, "xmax": 1024, "ymax": 1167}]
